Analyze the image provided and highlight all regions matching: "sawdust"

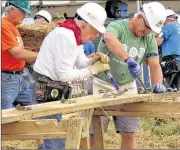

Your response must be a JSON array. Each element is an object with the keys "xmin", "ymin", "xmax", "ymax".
[{"xmin": 2, "ymin": 118, "xmax": 180, "ymax": 149}]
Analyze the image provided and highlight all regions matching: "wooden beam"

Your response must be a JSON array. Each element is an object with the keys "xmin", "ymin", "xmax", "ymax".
[
  {"xmin": 2, "ymin": 132, "xmax": 67, "ymax": 141},
  {"xmin": 80, "ymin": 119, "xmax": 90, "ymax": 149},
  {"xmin": 2, "ymin": 92, "xmax": 180, "ymax": 124},
  {"xmin": 65, "ymin": 118, "xmax": 84, "ymax": 149},
  {"xmin": 2, "ymin": 119, "xmax": 69, "ymax": 135},
  {"xmin": 94, "ymin": 111, "xmax": 180, "ymax": 118},
  {"xmin": 98, "ymin": 101, "xmax": 180, "ymax": 113},
  {"xmin": 92, "ymin": 116, "xmax": 105, "ymax": 149}
]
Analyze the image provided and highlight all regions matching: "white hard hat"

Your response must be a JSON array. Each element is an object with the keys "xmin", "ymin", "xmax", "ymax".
[
  {"xmin": 77, "ymin": 2, "xmax": 107, "ymax": 33},
  {"xmin": 166, "ymin": 9, "xmax": 176, "ymax": 17},
  {"xmin": 143, "ymin": 2, "xmax": 166, "ymax": 33},
  {"xmin": 34, "ymin": 10, "xmax": 52, "ymax": 23}
]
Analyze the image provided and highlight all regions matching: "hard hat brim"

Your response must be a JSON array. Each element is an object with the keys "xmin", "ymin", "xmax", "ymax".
[
  {"xmin": 21, "ymin": 8, "xmax": 32, "ymax": 14},
  {"xmin": 94, "ymin": 25, "xmax": 106, "ymax": 34},
  {"xmin": 143, "ymin": 4, "xmax": 162, "ymax": 34}
]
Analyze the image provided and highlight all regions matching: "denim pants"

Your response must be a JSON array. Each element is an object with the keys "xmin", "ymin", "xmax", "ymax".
[
  {"xmin": 40, "ymin": 114, "xmax": 66, "ymax": 149},
  {"xmin": 1, "ymin": 71, "xmax": 35, "ymax": 109}
]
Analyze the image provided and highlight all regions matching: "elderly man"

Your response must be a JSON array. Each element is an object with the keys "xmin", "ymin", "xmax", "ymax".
[
  {"xmin": 1, "ymin": 0, "xmax": 37, "ymax": 110},
  {"xmin": 156, "ymin": 9, "xmax": 180, "ymax": 90},
  {"xmin": 33, "ymin": 2, "xmax": 110, "ymax": 149},
  {"xmin": 93, "ymin": 2, "xmax": 167, "ymax": 149}
]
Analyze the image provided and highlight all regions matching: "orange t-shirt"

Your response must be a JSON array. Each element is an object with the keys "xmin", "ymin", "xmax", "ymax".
[{"xmin": 2, "ymin": 17, "xmax": 25, "ymax": 71}]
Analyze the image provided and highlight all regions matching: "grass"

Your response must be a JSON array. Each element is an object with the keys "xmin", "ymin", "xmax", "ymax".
[{"xmin": 2, "ymin": 118, "xmax": 180, "ymax": 149}]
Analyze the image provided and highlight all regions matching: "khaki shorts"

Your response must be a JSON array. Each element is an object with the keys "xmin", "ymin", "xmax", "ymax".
[{"xmin": 90, "ymin": 79, "xmax": 140, "ymax": 134}]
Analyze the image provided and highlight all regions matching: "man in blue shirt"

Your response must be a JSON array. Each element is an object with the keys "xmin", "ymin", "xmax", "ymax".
[
  {"xmin": 157, "ymin": 9, "xmax": 180, "ymax": 60},
  {"xmin": 156, "ymin": 9, "xmax": 180, "ymax": 90}
]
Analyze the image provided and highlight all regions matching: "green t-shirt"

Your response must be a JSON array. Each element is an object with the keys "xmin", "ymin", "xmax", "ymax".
[{"xmin": 97, "ymin": 19, "xmax": 158, "ymax": 85}]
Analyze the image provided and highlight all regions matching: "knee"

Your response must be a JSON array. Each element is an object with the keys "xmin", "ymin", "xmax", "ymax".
[{"xmin": 120, "ymin": 132, "xmax": 135, "ymax": 140}]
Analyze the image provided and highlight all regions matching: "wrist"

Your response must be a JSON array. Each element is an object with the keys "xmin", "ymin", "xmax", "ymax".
[{"xmin": 125, "ymin": 57, "xmax": 132, "ymax": 63}]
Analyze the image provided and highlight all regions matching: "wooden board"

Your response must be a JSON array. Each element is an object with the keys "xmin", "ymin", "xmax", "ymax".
[
  {"xmin": 94, "ymin": 101, "xmax": 180, "ymax": 118},
  {"xmin": 2, "ymin": 92, "xmax": 180, "ymax": 124},
  {"xmin": 2, "ymin": 132, "xmax": 67, "ymax": 141},
  {"xmin": 2, "ymin": 119, "xmax": 69, "ymax": 135}
]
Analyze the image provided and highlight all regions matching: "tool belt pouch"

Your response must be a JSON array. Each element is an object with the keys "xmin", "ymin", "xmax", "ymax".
[
  {"xmin": 161, "ymin": 56, "xmax": 180, "ymax": 76},
  {"xmin": 35, "ymin": 76, "xmax": 72, "ymax": 102}
]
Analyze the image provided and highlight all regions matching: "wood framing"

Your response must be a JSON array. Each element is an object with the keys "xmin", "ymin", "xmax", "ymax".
[
  {"xmin": 2, "ymin": 92, "xmax": 180, "ymax": 124},
  {"xmin": 94, "ymin": 101, "xmax": 180, "ymax": 118}
]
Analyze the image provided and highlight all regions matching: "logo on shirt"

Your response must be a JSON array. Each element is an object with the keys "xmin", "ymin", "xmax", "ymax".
[
  {"xmin": 129, "ymin": 47, "xmax": 138, "ymax": 57},
  {"xmin": 138, "ymin": 48, "xmax": 145, "ymax": 57}
]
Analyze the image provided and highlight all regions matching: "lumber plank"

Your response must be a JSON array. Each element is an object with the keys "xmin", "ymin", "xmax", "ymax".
[
  {"xmin": 2, "ymin": 92, "xmax": 180, "ymax": 124},
  {"xmin": 2, "ymin": 132, "xmax": 67, "ymax": 141},
  {"xmin": 97, "ymin": 101, "xmax": 180, "ymax": 113},
  {"xmin": 80, "ymin": 118, "xmax": 90, "ymax": 149},
  {"xmin": 92, "ymin": 116, "xmax": 105, "ymax": 149},
  {"xmin": 65, "ymin": 118, "xmax": 84, "ymax": 149},
  {"xmin": 94, "ymin": 111, "xmax": 180, "ymax": 118},
  {"xmin": 2, "ymin": 119, "xmax": 69, "ymax": 135}
]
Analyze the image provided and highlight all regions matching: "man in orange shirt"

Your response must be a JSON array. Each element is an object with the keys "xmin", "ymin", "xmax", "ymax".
[{"xmin": 2, "ymin": 0, "xmax": 37, "ymax": 109}]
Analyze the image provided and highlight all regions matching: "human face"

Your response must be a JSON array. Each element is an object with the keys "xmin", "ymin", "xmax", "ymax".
[
  {"xmin": 80, "ymin": 23, "xmax": 99, "ymax": 43},
  {"xmin": 135, "ymin": 15, "xmax": 152, "ymax": 37},
  {"xmin": 11, "ymin": 7, "xmax": 27, "ymax": 24}
]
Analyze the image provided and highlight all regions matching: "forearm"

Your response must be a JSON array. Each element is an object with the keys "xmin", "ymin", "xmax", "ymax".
[
  {"xmin": 57, "ymin": 68, "xmax": 91, "ymax": 82},
  {"xmin": 10, "ymin": 46, "xmax": 38, "ymax": 62},
  {"xmin": 104, "ymin": 32, "xmax": 129, "ymax": 60},
  {"xmin": 150, "ymin": 64, "xmax": 163, "ymax": 84},
  {"xmin": 16, "ymin": 50, "xmax": 38, "ymax": 62}
]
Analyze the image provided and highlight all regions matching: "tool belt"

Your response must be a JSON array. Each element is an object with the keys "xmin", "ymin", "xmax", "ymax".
[
  {"xmin": 160, "ymin": 55, "xmax": 180, "ymax": 76},
  {"xmin": 33, "ymin": 71, "xmax": 72, "ymax": 102}
]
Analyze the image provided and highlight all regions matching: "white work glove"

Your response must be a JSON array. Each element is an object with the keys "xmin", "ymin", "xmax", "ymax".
[
  {"xmin": 90, "ymin": 52, "xmax": 110, "ymax": 65},
  {"xmin": 89, "ymin": 61, "xmax": 110, "ymax": 75}
]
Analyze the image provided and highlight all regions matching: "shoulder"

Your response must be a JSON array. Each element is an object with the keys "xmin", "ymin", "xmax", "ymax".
[
  {"xmin": 2, "ymin": 17, "xmax": 12, "ymax": 29},
  {"xmin": 107, "ymin": 19, "xmax": 127, "ymax": 28},
  {"xmin": 51, "ymin": 27, "xmax": 77, "ymax": 46}
]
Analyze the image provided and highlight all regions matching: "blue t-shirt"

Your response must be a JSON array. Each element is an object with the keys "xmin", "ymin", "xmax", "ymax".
[
  {"xmin": 160, "ymin": 22, "xmax": 180, "ymax": 60},
  {"xmin": 83, "ymin": 42, "xmax": 95, "ymax": 56}
]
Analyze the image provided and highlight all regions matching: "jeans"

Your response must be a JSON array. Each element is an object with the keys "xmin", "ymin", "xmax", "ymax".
[
  {"xmin": 39, "ymin": 114, "xmax": 65, "ymax": 149},
  {"xmin": 1, "ymin": 71, "xmax": 35, "ymax": 109}
]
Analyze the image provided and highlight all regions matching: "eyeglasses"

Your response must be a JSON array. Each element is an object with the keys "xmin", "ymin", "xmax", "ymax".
[{"xmin": 142, "ymin": 16, "xmax": 151, "ymax": 30}]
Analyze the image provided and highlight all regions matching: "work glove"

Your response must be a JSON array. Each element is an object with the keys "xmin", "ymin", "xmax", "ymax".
[
  {"xmin": 91, "ymin": 52, "xmax": 110, "ymax": 65},
  {"xmin": 89, "ymin": 61, "xmax": 110, "ymax": 75},
  {"xmin": 126, "ymin": 57, "xmax": 141, "ymax": 78},
  {"xmin": 152, "ymin": 83, "xmax": 166, "ymax": 93}
]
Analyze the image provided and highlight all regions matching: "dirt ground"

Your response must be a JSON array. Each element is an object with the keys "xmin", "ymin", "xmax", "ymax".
[{"xmin": 2, "ymin": 118, "xmax": 180, "ymax": 149}]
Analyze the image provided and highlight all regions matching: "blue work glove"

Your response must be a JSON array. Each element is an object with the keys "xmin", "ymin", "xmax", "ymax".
[
  {"xmin": 152, "ymin": 83, "xmax": 166, "ymax": 93},
  {"xmin": 126, "ymin": 57, "xmax": 141, "ymax": 78}
]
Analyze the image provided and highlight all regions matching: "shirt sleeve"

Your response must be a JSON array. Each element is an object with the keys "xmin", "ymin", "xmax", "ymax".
[
  {"xmin": 54, "ymin": 34, "xmax": 91, "ymax": 82},
  {"xmin": 75, "ymin": 45, "xmax": 90, "ymax": 69},
  {"xmin": 146, "ymin": 34, "xmax": 159, "ymax": 59},
  {"xmin": 1, "ymin": 23, "xmax": 19, "ymax": 51},
  {"xmin": 106, "ymin": 21, "xmax": 122, "ymax": 38}
]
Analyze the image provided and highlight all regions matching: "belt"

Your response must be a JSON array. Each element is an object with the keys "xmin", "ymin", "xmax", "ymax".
[{"xmin": 2, "ymin": 70, "xmax": 23, "ymax": 74}]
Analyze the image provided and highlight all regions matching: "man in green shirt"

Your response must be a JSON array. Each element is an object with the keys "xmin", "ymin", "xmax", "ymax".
[{"xmin": 94, "ymin": 2, "xmax": 167, "ymax": 149}]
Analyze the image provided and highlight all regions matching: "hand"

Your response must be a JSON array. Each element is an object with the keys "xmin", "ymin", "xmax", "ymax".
[
  {"xmin": 91, "ymin": 52, "xmax": 110, "ymax": 64},
  {"xmin": 152, "ymin": 83, "xmax": 166, "ymax": 93},
  {"xmin": 126, "ymin": 57, "xmax": 141, "ymax": 78},
  {"xmin": 89, "ymin": 61, "xmax": 110, "ymax": 75}
]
